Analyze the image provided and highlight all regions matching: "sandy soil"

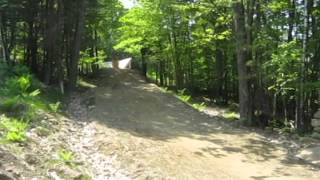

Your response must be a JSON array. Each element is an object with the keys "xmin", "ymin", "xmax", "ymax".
[{"xmin": 83, "ymin": 68, "xmax": 320, "ymax": 180}]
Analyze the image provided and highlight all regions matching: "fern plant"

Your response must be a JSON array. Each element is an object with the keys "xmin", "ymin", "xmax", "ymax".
[
  {"xmin": 0, "ymin": 116, "xmax": 28, "ymax": 142},
  {"xmin": 49, "ymin": 102, "xmax": 61, "ymax": 113},
  {"xmin": 58, "ymin": 149, "xmax": 76, "ymax": 166},
  {"xmin": 177, "ymin": 89, "xmax": 191, "ymax": 102}
]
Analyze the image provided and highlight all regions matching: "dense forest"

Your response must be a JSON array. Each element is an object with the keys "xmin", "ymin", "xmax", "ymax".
[
  {"xmin": 115, "ymin": 0, "xmax": 320, "ymax": 133},
  {"xmin": 0, "ymin": 0, "xmax": 319, "ymax": 135},
  {"xmin": 0, "ymin": 0, "xmax": 124, "ymax": 89}
]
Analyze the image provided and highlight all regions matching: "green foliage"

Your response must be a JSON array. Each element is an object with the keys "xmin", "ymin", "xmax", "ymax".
[
  {"xmin": 0, "ymin": 115, "xmax": 28, "ymax": 143},
  {"xmin": 86, "ymin": 0, "xmax": 125, "ymax": 57},
  {"xmin": 147, "ymin": 71, "xmax": 157, "ymax": 81},
  {"xmin": 80, "ymin": 50, "xmax": 106, "ymax": 66},
  {"xmin": 283, "ymin": 119, "xmax": 295, "ymax": 131},
  {"xmin": 174, "ymin": 89, "xmax": 207, "ymax": 111},
  {"xmin": 0, "ymin": 96, "xmax": 20, "ymax": 112},
  {"xmin": 4, "ymin": 75, "xmax": 30, "ymax": 94},
  {"xmin": 115, "ymin": 4, "xmax": 161, "ymax": 55},
  {"xmin": 49, "ymin": 102, "xmax": 61, "ymax": 113},
  {"xmin": 177, "ymin": 94, "xmax": 191, "ymax": 102},
  {"xmin": 11, "ymin": 65, "xmax": 31, "ymax": 77},
  {"xmin": 58, "ymin": 149, "xmax": 76, "ymax": 166},
  {"xmin": 268, "ymin": 0, "xmax": 289, "ymax": 12},
  {"xmin": 192, "ymin": 102, "xmax": 206, "ymax": 111},
  {"xmin": 18, "ymin": 75, "xmax": 32, "ymax": 92},
  {"xmin": 177, "ymin": 89, "xmax": 191, "ymax": 102},
  {"xmin": 223, "ymin": 112, "xmax": 239, "ymax": 121},
  {"xmin": 0, "ymin": 0, "xmax": 319, "ymax": 135},
  {"xmin": 0, "ymin": 62, "xmax": 7, "ymax": 84},
  {"xmin": 1, "ymin": 67, "xmax": 41, "ymax": 98},
  {"xmin": 29, "ymin": 89, "xmax": 41, "ymax": 97},
  {"xmin": 268, "ymin": 119, "xmax": 295, "ymax": 133},
  {"xmin": 264, "ymin": 41, "xmax": 302, "ymax": 95},
  {"xmin": 304, "ymin": 81, "xmax": 320, "ymax": 93},
  {"xmin": 0, "ymin": 65, "xmax": 45, "ymax": 122}
]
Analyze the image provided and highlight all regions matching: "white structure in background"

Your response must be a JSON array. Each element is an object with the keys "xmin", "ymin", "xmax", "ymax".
[
  {"xmin": 107, "ymin": 58, "xmax": 132, "ymax": 69},
  {"xmin": 118, "ymin": 58, "xmax": 132, "ymax": 69}
]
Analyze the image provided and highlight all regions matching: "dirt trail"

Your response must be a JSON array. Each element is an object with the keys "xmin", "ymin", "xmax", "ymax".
[{"xmin": 84, "ymin": 68, "xmax": 319, "ymax": 180}]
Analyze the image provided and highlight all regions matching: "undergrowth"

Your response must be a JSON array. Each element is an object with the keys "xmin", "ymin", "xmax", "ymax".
[
  {"xmin": 0, "ymin": 64, "xmax": 61, "ymax": 143},
  {"xmin": 166, "ymin": 88, "xmax": 208, "ymax": 112},
  {"xmin": 0, "ymin": 115, "xmax": 28, "ymax": 142}
]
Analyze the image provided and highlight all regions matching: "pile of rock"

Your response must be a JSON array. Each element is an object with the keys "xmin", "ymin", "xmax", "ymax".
[{"xmin": 312, "ymin": 109, "xmax": 320, "ymax": 133}]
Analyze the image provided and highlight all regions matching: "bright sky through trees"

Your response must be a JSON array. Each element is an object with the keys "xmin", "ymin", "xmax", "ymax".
[{"xmin": 120, "ymin": 0, "xmax": 136, "ymax": 9}]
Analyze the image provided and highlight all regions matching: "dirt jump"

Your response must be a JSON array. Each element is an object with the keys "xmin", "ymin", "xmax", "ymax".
[{"xmin": 74, "ymin": 68, "xmax": 320, "ymax": 180}]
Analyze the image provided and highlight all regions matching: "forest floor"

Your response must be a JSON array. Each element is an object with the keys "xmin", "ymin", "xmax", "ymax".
[{"xmin": 1, "ymin": 68, "xmax": 320, "ymax": 180}]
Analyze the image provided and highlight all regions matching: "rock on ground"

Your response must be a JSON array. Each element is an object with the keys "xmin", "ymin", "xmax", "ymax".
[{"xmin": 296, "ymin": 146, "xmax": 320, "ymax": 167}]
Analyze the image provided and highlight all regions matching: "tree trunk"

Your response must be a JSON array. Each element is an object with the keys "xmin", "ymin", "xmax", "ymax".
[
  {"xmin": 141, "ymin": 48, "xmax": 148, "ymax": 78},
  {"xmin": 159, "ymin": 60, "xmax": 165, "ymax": 86},
  {"xmin": 288, "ymin": 0, "xmax": 295, "ymax": 42},
  {"xmin": 68, "ymin": 0, "xmax": 86, "ymax": 90},
  {"xmin": 233, "ymin": 1, "xmax": 253, "ymax": 123},
  {"xmin": 296, "ymin": 0, "xmax": 311, "ymax": 133},
  {"xmin": 215, "ymin": 45, "xmax": 225, "ymax": 101},
  {"xmin": 0, "ymin": 13, "xmax": 12, "ymax": 66},
  {"xmin": 56, "ymin": 0, "xmax": 64, "ymax": 94}
]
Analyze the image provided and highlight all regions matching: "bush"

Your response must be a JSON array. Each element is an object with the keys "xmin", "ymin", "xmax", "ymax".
[
  {"xmin": 2, "ymin": 75, "xmax": 39, "ymax": 96},
  {"xmin": 12, "ymin": 65, "xmax": 30, "ymax": 77},
  {"xmin": 1, "ymin": 64, "xmax": 30, "ymax": 78},
  {"xmin": 0, "ymin": 96, "xmax": 20, "ymax": 112},
  {"xmin": 0, "ymin": 64, "xmax": 60, "ymax": 144}
]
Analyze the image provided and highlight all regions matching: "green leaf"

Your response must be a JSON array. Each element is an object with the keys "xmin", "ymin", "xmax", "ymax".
[{"xmin": 29, "ymin": 89, "xmax": 41, "ymax": 97}]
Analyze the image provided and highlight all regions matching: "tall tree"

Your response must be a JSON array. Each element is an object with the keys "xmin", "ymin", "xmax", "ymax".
[
  {"xmin": 233, "ymin": 0, "xmax": 253, "ymax": 123},
  {"xmin": 69, "ymin": 0, "xmax": 86, "ymax": 90}
]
